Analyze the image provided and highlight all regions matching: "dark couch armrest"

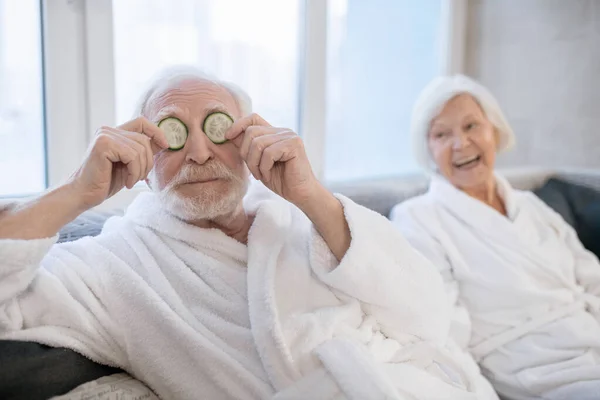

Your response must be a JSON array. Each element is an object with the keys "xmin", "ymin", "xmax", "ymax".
[{"xmin": 0, "ymin": 341, "xmax": 121, "ymax": 400}]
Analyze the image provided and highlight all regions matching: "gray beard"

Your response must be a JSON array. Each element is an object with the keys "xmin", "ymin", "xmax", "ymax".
[{"xmin": 149, "ymin": 161, "xmax": 248, "ymax": 221}]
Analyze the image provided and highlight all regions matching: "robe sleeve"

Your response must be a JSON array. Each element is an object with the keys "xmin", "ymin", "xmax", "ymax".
[
  {"xmin": 0, "ymin": 236, "xmax": 57, "ymax": 307},
  {"xmin": 0, "ymin": 236, "xmax": 120, "ymax": 366},
  {"xmin": 308, "ymin": 195, "xmax": 451, "ymax": 345},
  {"xmin": 388, "ymin": 202, "xmax": 472, "ymax": 350}
]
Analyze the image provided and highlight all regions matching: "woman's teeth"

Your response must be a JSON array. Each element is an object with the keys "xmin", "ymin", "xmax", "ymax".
[{"xmin": 454, "ymin": 155, "xmax": 480, "ymax": 168}]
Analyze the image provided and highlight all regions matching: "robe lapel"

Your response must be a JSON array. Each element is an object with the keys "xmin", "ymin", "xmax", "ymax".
[
  {"xmin": 245, "ymin": 184, "xmax": 303, "ymax": 391},
  {"xmin": 428, "ymin": 174, "xmax": 520, "ymax": 249},
  {"xmin": 428, "ymin": 174, "xmax": 573, "ymax": 287}
]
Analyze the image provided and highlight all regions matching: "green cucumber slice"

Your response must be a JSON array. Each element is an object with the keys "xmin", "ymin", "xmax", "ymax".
[
  {"xmin": 158, "ymin": 117, "xmax": 188, "ymax": 151},
  {"xmin": 203, "ymin": 112, "xmax": 233, "ymax": 144}
]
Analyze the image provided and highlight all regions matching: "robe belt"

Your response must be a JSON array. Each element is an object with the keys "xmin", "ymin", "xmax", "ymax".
[{"xmin": 470, "ymin": 301, "xmax": 587, "ymax": 361}]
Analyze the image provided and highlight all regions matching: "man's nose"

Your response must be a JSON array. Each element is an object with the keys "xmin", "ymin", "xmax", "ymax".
[{"xmin": 185, "ymin": 132, "xmax": 213, "ymax": 165}]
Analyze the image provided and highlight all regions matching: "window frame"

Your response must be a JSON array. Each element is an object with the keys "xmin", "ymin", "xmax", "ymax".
[
  {"xmin": 42, "ymin": 0, "xmax": 89, "ymax": 187},
  {"xmin": 439, "ymin": 0, "xmax": 468, "ymax": 76},
  {"xmin": 41, "ymin": 0, "xmax": 465, "ymax": 192}
]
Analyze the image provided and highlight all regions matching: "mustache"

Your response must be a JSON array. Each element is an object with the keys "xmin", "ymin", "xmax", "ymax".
[{"xmin": 164, "ymin": 160, "xmax": 241, "ymax": 191}]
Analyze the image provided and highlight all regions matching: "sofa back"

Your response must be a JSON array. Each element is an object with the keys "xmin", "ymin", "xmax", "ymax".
[{"xmin": 329, "ymin": 168, "xmax": 600, "ymax": 217}]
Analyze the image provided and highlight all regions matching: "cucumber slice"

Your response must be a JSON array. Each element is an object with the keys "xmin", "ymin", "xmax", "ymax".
[
  {"xmin": 158, "ymin": 117, "xmax": 188, "ymax": 150},
  {"xmin": 203, "ymin": 112, "xmax": 233, "ymax": 144}
]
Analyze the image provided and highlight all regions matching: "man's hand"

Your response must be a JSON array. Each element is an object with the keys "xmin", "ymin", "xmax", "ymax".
[
  {"xmin": 68, "ymin": 117, "xmax": 169, "ymax": 210},
  {"xmin": 0, "ymin": 118, "xmax": 168, "ymax": 240},
  {"xmin": 225, "ymin": 114, "xmax": 351, "ymax": 260},
  {"xmin": 225, "ymin": 113, "xmax": 321, "ymax": 208}
]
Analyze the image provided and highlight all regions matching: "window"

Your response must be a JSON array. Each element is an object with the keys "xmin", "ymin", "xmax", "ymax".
[
  {"xmin": 32, "ymin": 0, "xmax": 455, "ymax": 198},
  {"xmin": 0, "ymin": 0, "xmax": 45, "ymax": 196},
  {"xmin": 324, "ymin": 0, "xmax": 443, "ymax": 182},
  {"xmin": 112, "ymin": 0, "xmax": 302, "ymax": 130}
]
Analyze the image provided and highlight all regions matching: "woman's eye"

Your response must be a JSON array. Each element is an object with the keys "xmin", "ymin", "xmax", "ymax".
[
  {"xmin": 433, "ymin": 132, "xmax": 447, "ymax": 139},
  {"xmin": 466, "ymin": 122, "xmax": 477, "ymax": 130}
]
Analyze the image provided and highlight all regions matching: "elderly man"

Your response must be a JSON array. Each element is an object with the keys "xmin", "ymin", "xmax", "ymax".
[{"xmin": 0, "ymin": 67, "xmax": 496, "ymax": 399}]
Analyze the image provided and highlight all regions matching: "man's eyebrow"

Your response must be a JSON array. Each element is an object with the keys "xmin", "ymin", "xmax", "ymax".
[
  {"xmin": 154, "ymin": 105, "xmax": 183, "ymax": 122},
  {"xmin": 202, "ymin": 104, "xmax": 230, "ymax": 116}
]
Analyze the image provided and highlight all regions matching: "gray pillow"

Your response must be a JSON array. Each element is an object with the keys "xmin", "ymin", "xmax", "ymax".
[
  {"xmin": 533, "ymin": 178, "xmax": 576, "ymax": 227},
  {"xmin": 58, "ymin": 210, "xmax": 119, "ymax": 243},
  {"xmin": 534, "ymin": 178, "xmax": 600, "ymax": 258}
]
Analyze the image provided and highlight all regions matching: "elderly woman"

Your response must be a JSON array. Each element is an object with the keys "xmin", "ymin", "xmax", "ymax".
[{"xmin": 391, "ymin": 75, "xmax": 600, "ymax": 400}]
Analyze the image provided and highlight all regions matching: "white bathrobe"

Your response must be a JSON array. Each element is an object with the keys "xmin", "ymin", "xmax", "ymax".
[
  {"xmin": 391, "ymin": 174, "xmax": 600, "ymax": 400},
  {"xmin": 0, "ymin": 182, "xmax": 496, "ymax": 400}
]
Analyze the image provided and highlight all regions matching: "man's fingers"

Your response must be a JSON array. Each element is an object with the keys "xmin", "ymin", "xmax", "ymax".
[
  {"xmin": 258, "ymin": 137, "xmax": 300, "ymax": 182},
  {"xmin": 117, "ymin": 117, "xmax": 169, "ymax": 151},
  {"xmin": 240, "ymin": 126, "xmax": 272, "ymax": 160},
  {"xmin": 245, "ymin": 132, "xmax": 296, "ymax": 180},
  {"xmin": 103, "ymin": 133, "xmax": 144, "ymax": 189},
  {"xmin": 97, "ymin": 125, "xmax": 154, "ymax": 180},
  {"xmin": 240, "ymin": 127, "xmax": 293, "ymax": 160},
  {"xmin": 225, "ymin": 113, "xmax": 271, "ymax": 147},
  {"xmin": 116, "ymin": 136, "xmax": 144, "ymax": 189},
  {"xmin": 123, "ymin": 136, "xmax": 149, "ymax": 184},
  {"xmin": 119, "ymin": 130, "xmax": 154, "ymax": 178}
]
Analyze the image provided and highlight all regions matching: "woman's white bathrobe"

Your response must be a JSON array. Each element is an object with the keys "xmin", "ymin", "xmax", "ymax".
[
  {"xmin": 391, "ymin": 174, "xmax": 600, "ymax": 400},
  {"xmin": 0, "ymin": 182, "xmax": 496, "ymax": 400}
]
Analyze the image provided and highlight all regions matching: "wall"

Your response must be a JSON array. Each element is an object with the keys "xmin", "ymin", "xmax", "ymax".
[{"xmin": 465, "ymin": 0, "xmax": 600, "ymax": 169}]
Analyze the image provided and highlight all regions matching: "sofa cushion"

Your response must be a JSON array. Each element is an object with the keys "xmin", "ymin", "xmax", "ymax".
[
  {"xmin": 327, "ymin": 169, "xmax": 557, "ymax": 217},
  {"xmin": 58, "ymin": 210, "xmax": 119, "ymax": 243},
  {"xmin": 329, "ymin": 176, "xmax": 429, "ymax": 217},
  {"xmin": 533, "ymin": 178, "xmax": 577, "ymax": 227},
  {"xmin": 0, "ymin": 341, "xmax": 121, "ymax": 400},
  {"xmin": 534, "ymin": 178, "xmax": 600, "ymax": 259}
]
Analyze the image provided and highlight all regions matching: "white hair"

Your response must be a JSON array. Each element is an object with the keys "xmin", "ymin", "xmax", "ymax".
[
  {"xmin": 411, "ymin": 74, "xmax": 515, "ymax": 172},
  {"xmin": 133, "ymin": 65, "xmax": 253, "ymax": 119}
]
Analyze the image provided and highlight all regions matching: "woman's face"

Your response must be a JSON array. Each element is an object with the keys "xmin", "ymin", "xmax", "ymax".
[{"xmin": 427, "ymin": 94, "xmax": 498, "ymax": 190}]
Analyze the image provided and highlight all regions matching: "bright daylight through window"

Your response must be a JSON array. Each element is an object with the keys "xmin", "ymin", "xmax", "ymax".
[
  {"xmin": 112, "ymin": 0, "xmax": 302, "ymax": 131},
  {"xmin": 0, "ymin": 0, "xmax": 45, "ymax": 196}
]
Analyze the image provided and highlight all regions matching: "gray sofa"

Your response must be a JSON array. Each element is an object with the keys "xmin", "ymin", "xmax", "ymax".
[
  {"xmin": 3, "ymin": 168, "xmax": 600, "ymax": 399},
  {"xmin": 330, "ymin": 168, "xmax": 600, "ymax": 217}
]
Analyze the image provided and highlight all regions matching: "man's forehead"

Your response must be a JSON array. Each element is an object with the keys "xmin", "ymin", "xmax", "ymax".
[{"xmin": 146, "ymin": 78, "xmax": 237, "ymax": 116}]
